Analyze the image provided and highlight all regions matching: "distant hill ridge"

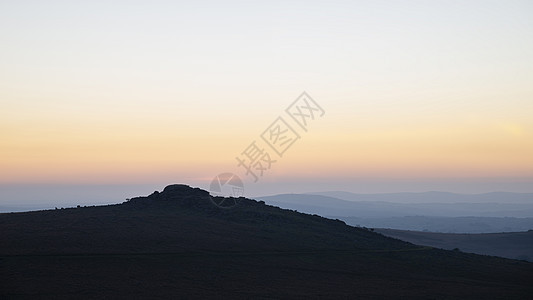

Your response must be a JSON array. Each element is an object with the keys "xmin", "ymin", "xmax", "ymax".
[
  {"xmin": 258, "ymin": 193, "xmax": 533, "ymax": 218},
  {"xmin": 308, "ymin": 191, "xmax": 533, "ymax": 204}
]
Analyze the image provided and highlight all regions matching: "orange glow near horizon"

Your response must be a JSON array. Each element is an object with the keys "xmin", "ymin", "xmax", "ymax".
[{"xmin": 2, "ymin": 112, "xmax": 532, "ymax": 184}]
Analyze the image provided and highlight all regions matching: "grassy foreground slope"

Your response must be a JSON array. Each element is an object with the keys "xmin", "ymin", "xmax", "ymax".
[{"xmin": 1, "ymin": 185, "xmax": 532, "ymax": 299}]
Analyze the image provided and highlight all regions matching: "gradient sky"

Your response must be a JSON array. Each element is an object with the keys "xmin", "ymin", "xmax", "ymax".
[{"xmin": 1, "ymin": 0, "xmax": 533, "ymax": 202}]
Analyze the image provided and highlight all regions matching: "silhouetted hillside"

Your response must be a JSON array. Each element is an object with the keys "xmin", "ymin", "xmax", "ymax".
[{"xmin": 1, "ymin": 184, "xmax": 533, "ymax": 299}]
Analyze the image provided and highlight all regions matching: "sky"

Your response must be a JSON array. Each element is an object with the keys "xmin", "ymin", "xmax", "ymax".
[{"xmin": 1, "ymin": 1, "xmax": 533, "ymax": 206}]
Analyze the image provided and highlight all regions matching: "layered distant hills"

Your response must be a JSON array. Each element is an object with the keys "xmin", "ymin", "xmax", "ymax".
[
  {"xmin": 1, "ymin": 185, "xmax": 532, "ymax": 298},
  {"xmin": 376, "ymin": 228, "xmax": 533, "ymax": 262},
  {"xmin": 310, "ymin": 191, "xmax": 533, "ymax": 204},
  {"xmin": 257, "ymin": 192, "xmax": 533, "ymax": 233},
  {"xmin": 258, "ymin": 192, "xmax": 533, "ymax": 218}
]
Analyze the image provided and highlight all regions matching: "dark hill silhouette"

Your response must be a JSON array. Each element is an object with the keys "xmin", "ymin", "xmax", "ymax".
[{"xmin": 1, "ymin": 184, "xmax": 533, "ymax": 299}]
